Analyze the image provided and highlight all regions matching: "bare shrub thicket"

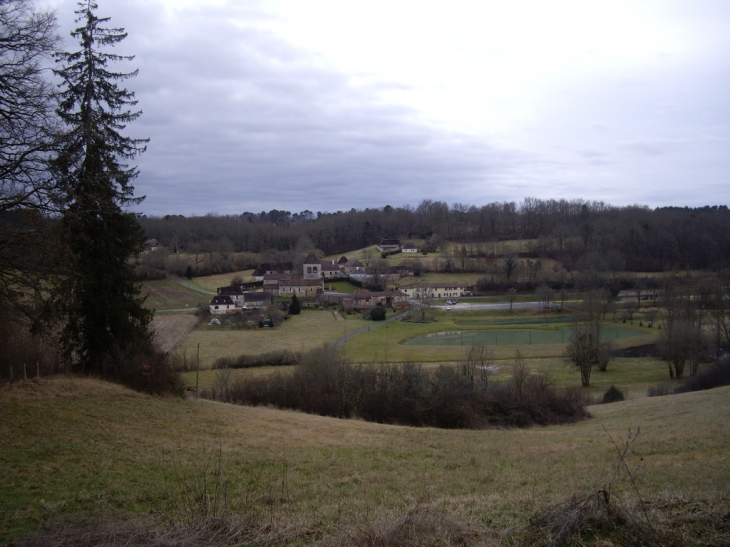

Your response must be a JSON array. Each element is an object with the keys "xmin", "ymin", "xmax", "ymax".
[
  {"xmin": 674, "ymin": 357, "xmax": 730, "ymax": 394},
  {"xmin": 221, "ymin": 346, "xmax": 589, "ymax": 428},
  {"xmin": 211, "ymin": 350, "xmax": 300, "ymax": 370},
  {"xmin": 0, "ymin": 317, "xmax": 58, "ymax": 380}
]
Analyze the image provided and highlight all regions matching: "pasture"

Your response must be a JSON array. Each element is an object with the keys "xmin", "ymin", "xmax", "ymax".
[
  {"xmin": 175, "ymin": 309, "xmax": 364, "ymax": 369},
  {"xmin": 141, "ymin": 278, "xmax": 207, "ymax": 310},
  {"xmin": 2, "ymin": 376, "xmax": 728, "ymax": 545}
]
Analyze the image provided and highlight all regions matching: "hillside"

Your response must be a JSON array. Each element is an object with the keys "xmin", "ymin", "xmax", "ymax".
[{"xmin": 2, "ymin": 377, "xmax": 729, "ymax": 546}]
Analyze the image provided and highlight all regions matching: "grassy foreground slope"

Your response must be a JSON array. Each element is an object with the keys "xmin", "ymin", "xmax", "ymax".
[{"xmin": 1, "ymin": 377, "xmax": 729, "ymax": 545}]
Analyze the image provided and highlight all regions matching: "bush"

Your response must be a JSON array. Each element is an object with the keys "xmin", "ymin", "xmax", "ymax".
[
  {"xmin": 0, "ymin": 318, "xmax": 59, "ymax": 381},
  {"xmin": 601, "ymin": 385, "xmax": 625, "ymax": 404},
  {"xmin": 369, "ymin": 306, "xmax": 386, "ymax": 321},
  {"xmin": 222, "ymin": 349, "xmax": 590, "ymax": 429},
  {"xmin": 647, "ymin": 382, "xmax": 672, "ymax": 397},
  {"xmin": 289, "ymin": 294, "xmax": 301, "ymax": 315},
  {"xmin": 674, "ymin": 358, "xmax": 730, "ymax": 393},
  {"xmin": 211, "ymin": 350, "xmax": 300, "ymax": 369}
]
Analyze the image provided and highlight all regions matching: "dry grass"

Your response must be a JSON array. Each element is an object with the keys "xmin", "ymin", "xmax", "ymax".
[
  {"xmin": 142, "ymin": 279, "xmax": 207, "ymax": 310},
  {"xmin": 175, "ymin": 310, "xmax": 362, "ymax": 369},
  {"xmin": 151, "ymin": 315, "xmax": 199, "ymax": 353},
  {"xmin": 2, "ymin": 375, "xmax": 729, "ymax": 545},
  {"xmin": 192, "ymin": 270, "xmax": 255, "ymax": 292}
]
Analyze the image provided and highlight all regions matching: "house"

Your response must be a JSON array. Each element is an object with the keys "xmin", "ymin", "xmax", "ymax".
[
  {"xmin": 217, "ymin": 285, "xmax": 246, "ymax": 305},
  {"xmin": 142, "ymin": 239, "xmax": 161, "ymax": 253},
  {"xmin": 399, "ymin": 282, "xmax": 471, "ymax": 299},
  {"xmin": 377, "ymin": 238, "xmax": 401, "ymax": 253},
  {"xmin": 209, "ymin": 295, "xmax": 237, "ymax": 315},
  {"xmin": 320, "ymin": 260, "xmax": 343, "ymax": 279},
  {"xmin": 278, "ymin": 277, "xmax": 324, "ymax": 297},
  {"xmin": 402, "ymin": 242, "xmax": 418, "ymax": 253},
  {"xmin": 252, "ymin": 262, "xmax": 292, "ymax": 281},
  {"xmin": 343, "ymin": 259, "xmax": 365, "ymax": 275},
  {"xmin": 242, "ymin": 291, "xmax": 273, "ymax": 309},
  {"xmin": 340, "ymin": 289, "xmax": 407, "ymax": 313},
  {"xmin": 263, "ymin": 273, "xmax": 296, "ymax": 295},
  {"xmin": 337, "ymin": 255, "xmax": 349, "ymax": 266}
]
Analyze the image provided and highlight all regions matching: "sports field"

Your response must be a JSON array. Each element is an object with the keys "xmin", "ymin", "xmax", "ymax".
[{"xmin": 403, "ymin": 326, "xmax": 645, "ymax": 346}]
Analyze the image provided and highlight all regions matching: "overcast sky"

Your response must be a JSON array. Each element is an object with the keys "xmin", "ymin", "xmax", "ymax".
[{"xmin": 39, "ymin": 0, "xmax": 730, "ymax": 216}]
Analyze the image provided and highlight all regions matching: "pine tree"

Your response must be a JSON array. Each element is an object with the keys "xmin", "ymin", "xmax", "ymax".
[
  {"xmin": 52, "ymin": 1, "xmax": 151, "ymax": 374},
  {"xmin": 289, "ymin": 294, "xmax": 301, "ymax": 315}
]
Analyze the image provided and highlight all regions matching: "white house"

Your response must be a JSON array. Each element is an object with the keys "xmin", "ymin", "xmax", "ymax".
[
  {"xmin": 400, "ymin": 282, "xmax": 471, "ymax": 299},
  {"xmin": 209, "ymin": 295, "xmax": 237, "ymax": 315}
]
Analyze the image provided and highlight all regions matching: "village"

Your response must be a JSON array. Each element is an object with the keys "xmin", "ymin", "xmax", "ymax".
[{"xmin": 206, "ymin": 239, "xmax": 472, "ymax": 320}]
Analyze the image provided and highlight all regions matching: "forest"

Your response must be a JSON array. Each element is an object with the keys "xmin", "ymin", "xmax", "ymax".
[{"xmin": 139, "ymin": 199, "xmax": 730, "ymax": 272}]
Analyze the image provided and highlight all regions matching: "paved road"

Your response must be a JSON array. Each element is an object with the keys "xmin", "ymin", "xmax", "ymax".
[{"xmin": 433, "ymin": 301, "xmax": 542, "ymax": 311}]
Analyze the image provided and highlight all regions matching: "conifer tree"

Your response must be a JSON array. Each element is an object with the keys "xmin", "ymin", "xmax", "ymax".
[
  {"xmin": 52, "ymin": 1, "xmax": 151, "ymax": 374},
  {"xmin": 289, "ymin": 293, "xmax": 301, "ymax": 315}
]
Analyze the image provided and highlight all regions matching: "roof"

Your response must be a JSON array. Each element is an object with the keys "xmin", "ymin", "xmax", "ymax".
[
  {"xmin": 303, "ymin": 252, "xmax": 319, "ymax": 264},
  {"xmin": 321, "ymin": 261, "xmax": 340, "ymax": 271},
  {"xmin": 263, "ymin": 273, "xmax": 292, "ymax": 281},
  {"xmin": 253, "ymin": 262, "xmax": 292, "ymax": 276},
  {"xmin": 210, "ymin": 295, "xmax": 234, "ymax": 305},
  {"xmin": 371, "ymin": 290, "xmax": 405, "ymax": 297},
  {"xmin": 347, "ymin": 259, "xmax": 364, "ymax": 268},
  {"xmin": 400, "ymin": 282, "xmax": 470, "ymax": 289},
  {"xmin": 279, "ymin": 277, "xmax": 323, "ymax": 287},
  {"xmin": 402, "ymin": 242, "xmax": 417, "ymax": 249},
  {"xmin": 338, "ymin": 256, "xmax": 349, "ymax": 264},
  {"xmin": 218, "ymin": 286, "xmax": 245, "ymax": 296},
  {"xmin": 352, "ymin": 290, "xmax": 372, "ymax": 301},
  {"xmin": 379, "ymin": 238, "xmax": 401, "ymax": 246},
  {"xmin": 243, "ymin": 291, "xmax": 273, "ymax": 302}
]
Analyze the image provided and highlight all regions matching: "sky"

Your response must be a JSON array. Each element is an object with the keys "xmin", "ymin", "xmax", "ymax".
[{"xmin": 39, "ymin": 0, "xmax": 730, "ymax": 216}]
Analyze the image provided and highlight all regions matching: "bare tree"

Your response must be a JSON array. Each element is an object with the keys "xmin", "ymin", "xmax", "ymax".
[
  {"xmin": 459, "ymin": 341, "xmax": 494, "ymax": 389},
  {"xmin": 0, "ymin": 0, "xmax": 60, "ymax": 327},
  {"xmin": 506, "ymin": 287, "xmax": 517, "ymax": 313},
  {"xmin": 565, "ymin": 290, "xmax": 605, "ymax": 385}
]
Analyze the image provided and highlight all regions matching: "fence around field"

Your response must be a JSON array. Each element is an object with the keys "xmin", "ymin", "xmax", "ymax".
[{"xmin": 402, "ymin": 327, "xmax": 645, "ymax": 346}]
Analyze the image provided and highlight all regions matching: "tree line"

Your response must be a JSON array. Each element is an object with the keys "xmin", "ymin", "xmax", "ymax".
[{"xmin": 140, "ymin": 200, "xmax": 730, "ymax": 272}]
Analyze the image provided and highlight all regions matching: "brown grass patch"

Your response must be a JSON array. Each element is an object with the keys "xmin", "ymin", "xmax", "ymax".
[
  {"xmin": 151, "ymin": 315, "xmax": 199, "ymax": 353},
  {"xmin": 142, "ymin": 280, "xmax": 206, "ymax": 310}
]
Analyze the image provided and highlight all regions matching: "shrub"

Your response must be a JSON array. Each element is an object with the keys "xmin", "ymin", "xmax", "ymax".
[
  {"xmin": 222, "ymin": 348, "xmax": 589, "ymax": 429},
  {"xmin": 289, "ymin": 294, "xmax": 301, "ymax": 315},
  {"xmin": 369, "ymin": 306, "xmax": 386, "ymax": 321},
  {"xmin": 674, "ymin": 358, "xmax": 730, "ymax": 393},
  {"xmin": 647, "ymin": 382, "xmax": 672, "ymax": 397},
  {"xmin": 211, "ymin": 350, "xmax": 300, "ymax": 369},
  {"xmin": 601, "ymin": 385, "xmax": 625, "ymax": 404}
]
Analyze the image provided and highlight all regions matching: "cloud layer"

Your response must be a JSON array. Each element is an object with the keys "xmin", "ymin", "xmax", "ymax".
[{"xmin": 42, "ymin": 0, "xmax": 730, "ymax": 215}]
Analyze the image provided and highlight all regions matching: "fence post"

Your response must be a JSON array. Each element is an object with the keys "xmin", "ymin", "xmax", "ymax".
[{"xmin": 196, "ymin": 343, "xmax": 200, "ymax": 400}]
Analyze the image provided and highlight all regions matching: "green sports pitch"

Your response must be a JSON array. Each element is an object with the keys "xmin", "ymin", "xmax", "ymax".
[{"xmin": 402, "ymin": 327, "xmax": 644, "ymax": 346}]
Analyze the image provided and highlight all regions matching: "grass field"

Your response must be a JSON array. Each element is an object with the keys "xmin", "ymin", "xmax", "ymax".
[
  {"xmin": 191, "ymin": 269, "xmax": 255, "ymax": 291},
  {"xmin": 2, "ymin": 376, "xmax": 728, "ymax": 545},
  {"xmin": 175, "ymin": 309, "xmax": 363, "ymax": 369},
  {"xmin": 150, "ymin": 315, "xmax": 199, "ymax": 353},
  {"xmin": 141, "ymin": 279, "xmax": 209, "ymax": 310},
  {"xmin": 339, "ymin": 309, "xmax": 657, "ymax": 363}
]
